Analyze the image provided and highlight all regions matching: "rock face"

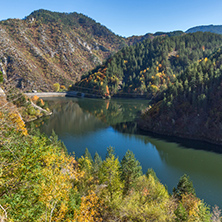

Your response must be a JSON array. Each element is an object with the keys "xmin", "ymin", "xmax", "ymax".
[
  {"xmin": 0, "ymin": 87, "xmax": 5, "ymax": 97},
  {"xmin": 0, "ymin": 10, "xmax": 128, "ymax": 91}
]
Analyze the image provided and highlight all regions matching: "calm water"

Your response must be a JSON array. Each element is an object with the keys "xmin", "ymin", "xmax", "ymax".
[{"xmin": 36, "ymin": 97, "xmax": 222, "ymax": 208}]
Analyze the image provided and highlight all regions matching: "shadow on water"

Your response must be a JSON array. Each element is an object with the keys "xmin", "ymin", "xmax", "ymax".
[
  {"xmin": 38, "ymin": 96, "xmax": 222, "ymax": 154},
  {"xmin": 113, "ymin": 121, "xmax": 222, "ymax": 154}
]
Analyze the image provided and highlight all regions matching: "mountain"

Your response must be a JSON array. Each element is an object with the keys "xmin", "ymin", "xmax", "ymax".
[
  {"xmin": 0, "ymin": 9, "xmax": 127, "ymax": 91},
  {"xmin": 139, "ymin": 47, "xmax": 222, "ymax": 145},
  {"xmin": 153, "ymin": 30, "xmax": 184, "ymax": 37},
  {"xmin": 73, "ymin": 32, "xmax": 222, "ymax": 98},
  {"xmin": 186, "ymin": 25, "xmax": 222, "ymax": 34},
  {"xmin": 126, "ymin": 31, "xmax": 184, "ymax": 46}
]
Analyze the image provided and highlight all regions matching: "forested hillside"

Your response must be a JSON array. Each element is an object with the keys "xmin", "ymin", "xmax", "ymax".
[
  {"xmin": 186, "ymin": 25, "xmax": 222, "ymax": 34},
  {"xmin": 139, "ymin": 47, "xmax": 222, "ymax": 145},
  {"xmin": 1, "ymin": 9, "xmax": 221, "ymax": 93},
  {"xmin": 0, "ymin": 9, "xmax": 127, "ymax": 91},
  {"xmin": 0, "ymin": 93, "xmax": 216, "ymax": 221},
  {"xmin": 73, "ymin": 32, "xmax": 222, "ymax": 98}
]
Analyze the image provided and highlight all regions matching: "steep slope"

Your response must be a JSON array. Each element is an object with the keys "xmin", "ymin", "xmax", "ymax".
[
  {"xmin": 0, "ymin": 9, "xmax": 126, "ymax": 91},
  {"xmin": 139, "ymin": 47, "xmax": 222, "ymax": 145},
  {"xmin": 73, "ymin": 32, "xmax": 222, "ymax": 98},
  {"xmin": 186, "ymin": 24, "xmax": 222, "ymax": 34}
]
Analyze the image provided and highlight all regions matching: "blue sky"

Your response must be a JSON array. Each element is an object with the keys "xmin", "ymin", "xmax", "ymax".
[{"xmin": 1, "ymin": 0, "xmax": 222, "ymax": 37}]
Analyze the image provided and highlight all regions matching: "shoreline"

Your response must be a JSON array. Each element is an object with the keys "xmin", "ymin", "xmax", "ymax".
[
  {"xmin": 137, "ymin": 122, "xmax": 222, "ymax": 148},
  {"xmin": 25, "ymin": 92, "xmax": 222, "ymax": 147},
  {"xmin": 24, "ymin": 91, "xmax": 150, "ymax": 100}
]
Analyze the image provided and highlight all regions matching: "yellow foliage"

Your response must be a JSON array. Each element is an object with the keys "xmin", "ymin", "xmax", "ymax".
[
  {"xmin": 106, "ymin": 100, "xmax": 110, "ymax": 110},
  {"xmin": 32, "ymin": 95, "xmax": 39, "ymax": 102},
  {"xmin": 156, "ymin": 72, "xmax": 162, "ymax": 77},
  {"xmin": 38, "ymin": 143, "xmax": 81, "ymax": 221},
  {"xmin": 74, "ymin": 191, "xmax": 103, "ymax": 222},
  {"xmin": 53, "ymin": 83, "xmax": 60, "ymax": 92},
  {"xmin": 118, "ymin": 175, "xmax": 174, "ymax": 221},
  {"xmin": 60, "ymin": 85, "xmax": 67, "ymax": 90},
  {"xmin": 7, "ymin": 112, "xmax": 28, "ymax": 136},
  {"xmin": 40, "ymin": 99, "xmax": 44, "ymax": 106},
  {"xmin": 106, "ymin": 85, "xmax": 109, "ymax": 95},
  {"xmin": 151, "ymin": 84, "xmax": 159, "ymax": 91},
  {"xmin": 181, "ymin": 193, "xmax": 201, "ymax": 220}
]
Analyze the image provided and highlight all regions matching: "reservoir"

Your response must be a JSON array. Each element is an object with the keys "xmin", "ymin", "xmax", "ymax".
[{"xmin": 35, "ymin": 97, "xmax": 222, "ymax": 208}]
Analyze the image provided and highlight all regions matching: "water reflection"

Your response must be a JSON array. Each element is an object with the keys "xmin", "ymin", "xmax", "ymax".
[
  {"xmin": 78, "ymin": 98, "xmax": 147, "ymax": 125},
  {"xmin": 36, "ymin": 98, "xmax": 108, "ymax": 136},
  {"xmin": 36, "ymin": 97, "xmax": 222, "ymax": 208}
]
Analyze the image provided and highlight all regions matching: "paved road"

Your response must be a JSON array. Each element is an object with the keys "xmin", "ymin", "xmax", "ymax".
[{"xmin": 25, "ymin": 92, "xmax": 67, "ymax": 97}]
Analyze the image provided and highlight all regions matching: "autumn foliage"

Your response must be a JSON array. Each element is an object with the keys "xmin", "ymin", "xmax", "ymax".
[{"xmin": 0, "ymin": 93, "xmax": 217, "ymax": 221}]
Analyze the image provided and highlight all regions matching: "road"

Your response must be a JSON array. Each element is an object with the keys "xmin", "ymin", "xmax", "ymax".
[{"xmin": 24, "ymin": 92, "xmax": 67, "ymax": 97}]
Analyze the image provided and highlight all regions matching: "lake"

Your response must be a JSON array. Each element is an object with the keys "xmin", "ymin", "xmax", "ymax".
[{"xmin": 35, "ymin": 97, "xmax": 222, "ymax": 208}]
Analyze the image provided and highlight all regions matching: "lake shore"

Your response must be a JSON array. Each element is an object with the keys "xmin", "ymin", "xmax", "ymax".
[{"xmin": 137, "ymin": 118, "xmax": 222, "ymax": 147}]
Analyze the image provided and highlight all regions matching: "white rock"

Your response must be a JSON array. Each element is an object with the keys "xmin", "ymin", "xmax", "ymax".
[{"xmin": 0, "ymin": 87, "xmax": 6, "ymax": 97}]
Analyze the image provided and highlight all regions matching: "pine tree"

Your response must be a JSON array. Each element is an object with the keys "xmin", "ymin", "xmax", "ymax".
[
  {"xmin": 93, "ymin": 152, "xmax": 102, "ymax": 179},
  {"xmin": 173, "ymin": 174, "xmax": 196, "ymax": 199},
  {"xmin": 146, "ymin": 168, "xmax": 159, "ymax": 182},
  {"xmin": 83, "ymin": 148, "xmax": 93, "ymax": 163},
  {"xmin": 120, "ymin": 150, "xmax": 142, "ymax": 194},
  {"xmin": 99, "ymin": 147, "xmax": 123, "ymax": 200}
]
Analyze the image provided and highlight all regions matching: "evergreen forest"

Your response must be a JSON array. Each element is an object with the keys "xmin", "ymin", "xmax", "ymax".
[
  {"xmin": 1, "ymin": 9, "xmax": 222, "ymax": 221},
  {"xmin": 73, "ymin": 32, "xmax": 222, "ymax": 98},
  {"xmin": 139, "ymin": 46, "xmax": 222, "ymax": 144}
]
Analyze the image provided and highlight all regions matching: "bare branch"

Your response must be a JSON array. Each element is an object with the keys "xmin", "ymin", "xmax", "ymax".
[
  {"xmin": 49, "ymin": 201, "xmax": 57, "ymax": 222},
  {"xmin": 0, "ymin": 204, "xmax": 7, "ymax": 220}
]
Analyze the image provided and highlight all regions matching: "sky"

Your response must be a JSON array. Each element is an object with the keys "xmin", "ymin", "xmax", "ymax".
[{"xmin": 0, "ymin": 0, "xmax": 222, "ymax": 37}]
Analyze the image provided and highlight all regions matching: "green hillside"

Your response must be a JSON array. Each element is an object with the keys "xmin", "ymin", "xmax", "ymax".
[
  {"xmin": 73, "ymin": 32, "xmax": 222, "ymax": 98},
  {"xmin": 0, "ymin": 92, "xmax": 213, "ymax": 220},
  {"xmin": 139, "ymin": 47, "xmax": 222, "ymax": 145}
]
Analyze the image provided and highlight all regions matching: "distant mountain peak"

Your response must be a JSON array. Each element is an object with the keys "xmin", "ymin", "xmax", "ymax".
[{"xmin": 186, "ymin": 24, "xmax": 222, "ymax": 34}]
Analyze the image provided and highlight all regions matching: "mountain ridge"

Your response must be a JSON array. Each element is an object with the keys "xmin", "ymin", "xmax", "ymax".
[
  {"xmin": 73, "ymin": 32, "xmax": 222, "ymax": 98},
  {"xmin": 0, "ymin": 9, "xmax": 222, "ymax": 92},
  {"xmin": 186, "ymin": 24, "xmax": 222, "ymax": 34},
  {"xmin": 0, "ymin": 9, "xmax": 128, "ymax": 91}
]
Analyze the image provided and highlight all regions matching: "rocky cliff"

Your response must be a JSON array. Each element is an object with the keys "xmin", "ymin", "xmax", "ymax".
[{"xmin": 0, "ymin": 9, "xmax": 127, "ymax": 91}]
